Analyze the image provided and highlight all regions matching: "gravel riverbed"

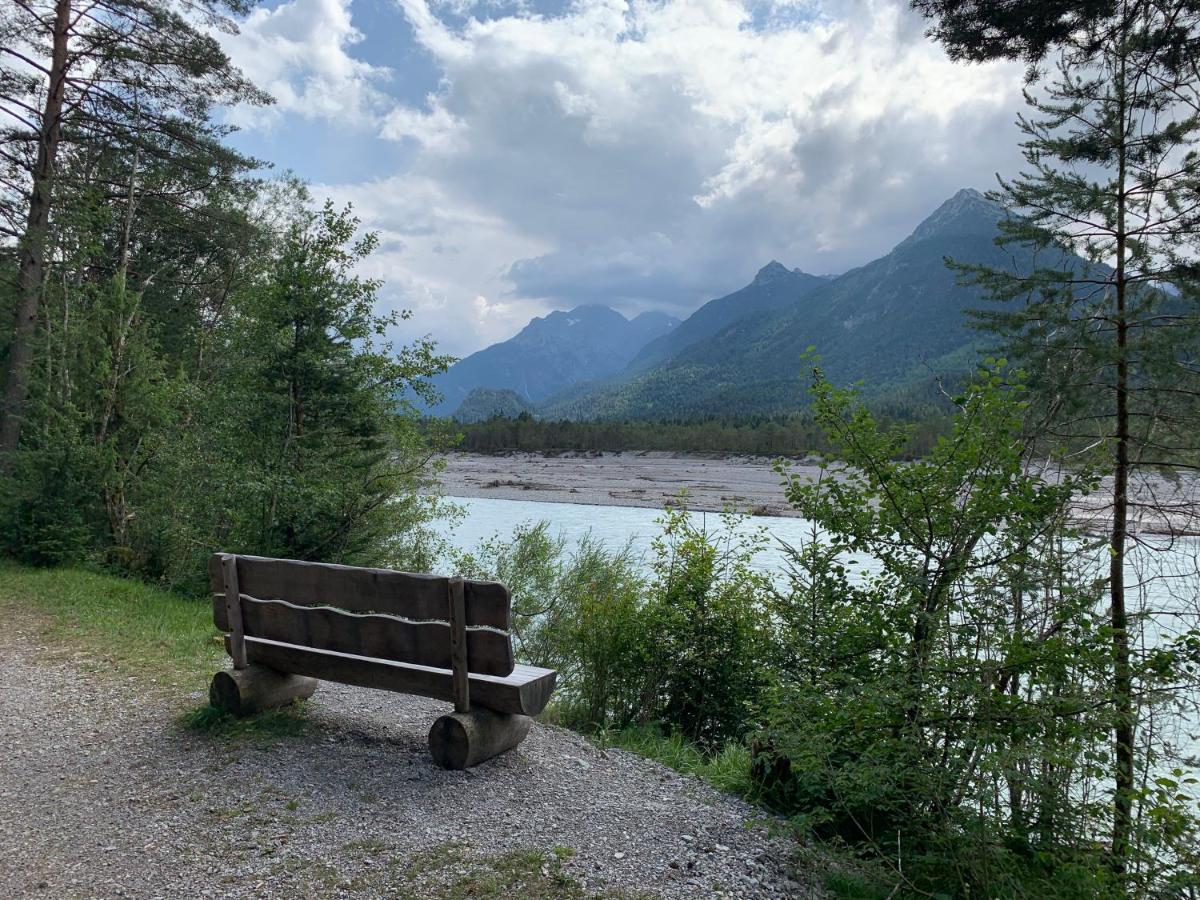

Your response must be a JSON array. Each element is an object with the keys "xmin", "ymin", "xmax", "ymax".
[
  {"xmin": 435, "ymin": 450, "xmax": 1200, "ymax": 535},
  {"xmin": 0, "ymin": 611, "xmax": 819, "ymax": 899}
]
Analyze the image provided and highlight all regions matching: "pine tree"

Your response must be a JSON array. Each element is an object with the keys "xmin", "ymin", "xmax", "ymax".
[
  {"xmin": 0, "ymin": 0, "xmax": 268, "ymax": 467},
  {"xmin": 911, "ymin": 0, "xmax": 1124, "ymax": 62},
  {"xmin": 955, "ymin": 0, "xmax": 1200, "ymax": 883},
  {"xmin": 232, "ymin": 197, "xmax": 452, "ymax": 564}
]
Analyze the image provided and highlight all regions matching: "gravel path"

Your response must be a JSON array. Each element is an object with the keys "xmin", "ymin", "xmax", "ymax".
[{"xmin": 0, "ymin": 611, "xmax": 818, "ymax": 899}]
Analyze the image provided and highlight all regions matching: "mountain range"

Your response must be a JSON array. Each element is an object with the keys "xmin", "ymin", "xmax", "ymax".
[
  {"xmin": 428, "ymin": 305, "xmax": 680, "ymax": 416},
  {"xmin": 434, "ymin": 188, "xmax": 1039, "ymax": 421}
]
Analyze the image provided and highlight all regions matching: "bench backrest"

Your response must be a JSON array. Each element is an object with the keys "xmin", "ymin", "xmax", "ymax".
[{"xmin": 209, "ymin": 554, "xmax": 515, "ymax": 677}]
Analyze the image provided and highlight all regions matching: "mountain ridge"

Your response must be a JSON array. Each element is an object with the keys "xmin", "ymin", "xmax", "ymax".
[
  {"xmin": 428, "ymin": 304, "xmax": 680, "ymax": 416},
  {"xmin": 537, "ymin": 188, "xmax": 1026, "ymax": 419},
  {"xmin": 628, "ymin": 262, "xmax": 829, "ymax": 372}
]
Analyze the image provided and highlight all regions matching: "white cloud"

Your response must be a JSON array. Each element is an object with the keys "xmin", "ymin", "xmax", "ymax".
[
  {"xmin": 314, "ymin": 173, "xmax": 551, "ymax": 356},
  {"xmin": 222, "ymin": 0, "xmax": 390, "ymax": 128},
  {"xmin": 307, "ymin": 0, "xmax": 1028, "ymax": 354},
  {"xmin": 380, "ymin": 101, "xmax": 467, "ymax": 151}
]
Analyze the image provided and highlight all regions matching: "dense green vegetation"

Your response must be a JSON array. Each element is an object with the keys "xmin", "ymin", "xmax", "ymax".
[
  {"xmin": 0, "ymin": 3, "xmax": 453, "ymax": 591},
  {"xmin": 950, "ymin": 2, "xmax": 1200, "ymax": 883},
  {"xmin": 460, "ymin": 368, "xmax": 1200, "ymax": 897},
  {"xmin": 456, "ymin": 403, "xmax": 952, "ymax": 458},
  {"xmin": 451, "ymin": 388, "xmax": 536, "ymax": 424}
]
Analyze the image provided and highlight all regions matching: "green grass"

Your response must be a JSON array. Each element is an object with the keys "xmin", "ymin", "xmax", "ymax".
[
  {"xmin": 595, "ymin": 723, "xmax": 755, "ymax": 797},
  {"xmin": 0, "ymin": 561, "xmax": 310, "ymax": 738},
  {"xmin": 0, "ymin": 560, "xmax": 220, "ymax": 689},
  {"xmin": 823, "ymin": 870, "xmax": 898, "ymax": 899},
  {"xmin": 178, "ymin": 699, "xmax": 310, "ymax": 740}
]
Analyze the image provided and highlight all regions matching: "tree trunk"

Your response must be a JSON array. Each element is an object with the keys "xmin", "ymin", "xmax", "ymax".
[
  {"xmin": 0, "ymin": 0, "xmax": 72, "ymax": 469},
  {"xmin": 1110, "ymin": 276, "xmax": 1134, "ymax": 882},
  {"xmin": 1110, "ymin": 49, "xmax": 1134, "ymax": 884}
]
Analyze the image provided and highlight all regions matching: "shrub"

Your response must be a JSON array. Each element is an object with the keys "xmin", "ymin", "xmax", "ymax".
[
  {"xmin": 750, "ymin": 366, "xmax": 1122, "ymax": 896},
  {"xmin": 455, "ymin": 504, "xmax": 776, "ymax": 745},
  {"xmin": 641, "ymin": 505, "xmax": 775, "ymax": 749},
  {"xmin": 453, "ymin": 522, "xmax": 653, "ymax": 731}
]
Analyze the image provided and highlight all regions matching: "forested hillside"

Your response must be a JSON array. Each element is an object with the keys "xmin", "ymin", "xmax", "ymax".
[
  {"xmin": 452, "ymin": 387, "xmax": 535, "ymax": 423},
  {"xmin": 428, "ymin": 305, "xmax": 678, "ymax": 416},
  {"xmin": 540, "ymin": 189, "xmax": 1015, "ymax": 419},
  {"xmin": 626, "ymin": 261, "xmax": 828, "ymax": 372}
]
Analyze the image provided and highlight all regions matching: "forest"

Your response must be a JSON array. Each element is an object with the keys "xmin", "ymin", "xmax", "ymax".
[
  {"xmin": 0, "ymin": 1, "xmax": 456, "ymax": 590},
  {"xmin": 3, "ymin": 1, "xmax": 1200, "ymax": 897},
  {"xmin": 456, "ymin": 406, "xmax": 952, "ymax": 458}
]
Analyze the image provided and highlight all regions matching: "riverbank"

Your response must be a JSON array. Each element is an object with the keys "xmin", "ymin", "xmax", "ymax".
[{"xmin": 435, "ymin": 451, "xmax": 1200, "ymax": 536}]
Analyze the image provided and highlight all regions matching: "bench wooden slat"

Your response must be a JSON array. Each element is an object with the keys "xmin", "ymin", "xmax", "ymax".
[
  {"xmin": 209, "ymin": 554, "xmax": 511, "ymax": 631},
  {"xmin": 238, "ymin": 596, "xmax": 514, "ymax": 677},
  {"xmin": 229, "ymin": 636, "xmax": 557, "ymax": 717}
]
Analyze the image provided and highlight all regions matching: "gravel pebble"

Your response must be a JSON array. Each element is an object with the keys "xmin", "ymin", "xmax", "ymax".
[{"xmin": 0, "ymin": 614, "xmax": 820, "ymax": 898}]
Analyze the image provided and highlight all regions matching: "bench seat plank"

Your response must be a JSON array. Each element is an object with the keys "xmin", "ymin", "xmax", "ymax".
[
  {"xmin": 230, "ymin": 636, "xmax": 557, "ymax": 717},
  {"xmin": 239, "ymin": 596, "xmax": 514, "ymax": 677},
  {"xmin": 210, "ymin": 554, "xmax": 510, "ymax": 631}
]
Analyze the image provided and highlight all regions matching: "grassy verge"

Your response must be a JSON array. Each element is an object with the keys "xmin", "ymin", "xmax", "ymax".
[
  {"xmin": 595, "ymin": 723, "xmax": 755, "ymax": 798},
  {"xmin": 0, "ymin": 561, "xmax": 313, "ymax": 740},
  {"xmin": 0, "ymin": 560, "xmax": 221, "ymax": 690}
]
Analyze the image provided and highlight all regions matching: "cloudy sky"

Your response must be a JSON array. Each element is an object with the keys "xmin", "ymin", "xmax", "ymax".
[{"xmin": 219, "ymin": 0, "xmax": 1028, "ymax": 358}]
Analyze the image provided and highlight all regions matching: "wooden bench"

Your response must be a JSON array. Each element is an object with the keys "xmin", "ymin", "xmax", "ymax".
[{"xmin": 207, "ymin": 553, "xmax": 556, "ymax": 768}]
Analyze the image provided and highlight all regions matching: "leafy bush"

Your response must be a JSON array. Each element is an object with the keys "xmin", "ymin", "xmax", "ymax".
[
  {"xmin": 456, "ymin": 503, "xmax": 775, "ymax": 745},
  {"xmin": 0, "ymin": 441, "xmax": 99, "ymax": 567},
  {"xmin": 641, "ymin": 505, "xmax": 775, "ymax": 748},
  {"xmin": 454, "ymin": 522, "xmax": 653, "ymax": 731},
  {"xmin": 749, "ymin": 366, "xmax": 1130, "ymax": 896}
]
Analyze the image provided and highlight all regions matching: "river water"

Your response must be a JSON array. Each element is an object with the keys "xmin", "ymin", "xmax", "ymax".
[
  {"xmin": 437, "ymin": 495, "xmax": 834, "ymax": 574},
  {"xmin": 434, "ymin": 494, "xmax": 1200, "ymax": 776}
]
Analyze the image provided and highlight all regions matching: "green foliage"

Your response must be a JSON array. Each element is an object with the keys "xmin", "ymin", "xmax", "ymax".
[
  {"xmin": 910, "ymin": 0, "xmax": 1119, "ymax": 63},
  {"xmin": 0, "ymin": 436, "xmax": 98, "ymax": 566},
  {"xmin": 192, "ymin": 198, "xmax": 451, "ymax": 571},
  {"xmin": 751, "ymin": 366, "xmax": 1136, "ymax": 896},
  {"xmin": 179, "ymin": 702, "xmax": 310, "ymax": 743},
  {"xmin": 597, "ymin": 724, "xmax": 753, "ymax": 797},
  {"xmin": 455, "ymin": 502, "xmax": 774, "ymax": 746},
  {"xmin": 949, "ymin": 5, "xmax": 1200, "ymax": 888},
  {"xmin": 642, "ymin": 505, "xmax": 774, "ymax": 748},
  {"xmin": 455, "ymin": 522, "xmax": 653, "ymax": 730},
  {"xmin": 456, "ymin": 408, "xmax": 950, "ymax": 459},
  {"xmin": 452, "ymin": 388, "xmax": 535, "ymax": 423},
  {"xmin": 1, "ymin": 175, "xmax": 452, "ymax": 589}
]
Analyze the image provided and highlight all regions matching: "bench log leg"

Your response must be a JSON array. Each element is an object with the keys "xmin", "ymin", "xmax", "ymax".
[
  {"xmin": 210, "ymin": 665, "xmax": 318, "ymax": 717},
  {"xmin": 429, "ymin": 708, "xmax": 533, "ymax": 769}
]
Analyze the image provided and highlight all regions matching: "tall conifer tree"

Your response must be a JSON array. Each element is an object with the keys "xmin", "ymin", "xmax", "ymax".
[
  {"xmin": 0, "ymin": 0, "xmax": 267, "ymax": 467},
  {"xmin": 952, "ymin": 0, "xmax": 1200, "ymax": 882}
]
